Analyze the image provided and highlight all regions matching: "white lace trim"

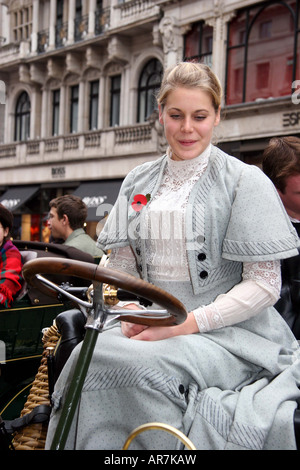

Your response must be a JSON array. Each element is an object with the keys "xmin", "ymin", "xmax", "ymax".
[
  {"xmin": 108, "ymin": 245, "xmax": 139, "ymax": 277},
  {"xmin": 144, "ymin": 146, "xmax": 210, "ymax": 281},
  {"xmin": 194, "ymin": 305, "xmax": 225, "ymax": 333},
  {"xmin": 242, "ymin": 260, "xmax": 281, "ymax": 298}
]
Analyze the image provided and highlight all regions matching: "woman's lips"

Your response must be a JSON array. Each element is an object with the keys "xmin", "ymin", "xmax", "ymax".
[{"xmin": 178, "ymin": 140, "xmax": 196, "ymax": 146}]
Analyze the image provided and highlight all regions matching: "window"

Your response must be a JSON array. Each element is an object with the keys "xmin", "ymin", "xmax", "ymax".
[
  {"xmin": 52, "ymin": 89, "xmax": 60, "ymax": 136},
  {"xmin": 89, "ymin": 81, "xmax": 99, "ymax": 130},
  {"xmin": 56, "ymin": 0, "xmax": 63, "ymax": 24},
  {"xmin": 56, "ymin": 0, "xmax": 67, "ymax": 47},
  {"xmin": 110, "ymin": 75, "xmax": 121, "ymax": 127},
  {"xmin": 12, "ymin": 6, "xmax": 32, "ymax": 42},
  {"xmin": 137, "ymin": 59, "xmax": 163, "ymax": 123},
  {"xmin": 184, "ymin": 21, "xmax": 213, "ymax": 66},
  {"xmin": 70, "ymin": 85, "xmax": 79, "ymax": 133},
  {"xmin": 15, "ymin": 91, "xmax": 30, "ymax": 141},
  {"xmin": 226, "ymin": 0, "xmax": 300, "ymax": 105}
]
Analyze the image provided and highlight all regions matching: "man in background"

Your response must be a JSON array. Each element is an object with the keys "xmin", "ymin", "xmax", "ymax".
[
  {"xmin": 48, "ymin": 194, "xmax": 103, "ymax": 258},
  {"xmin": 262, "ymin": 136, "xmax": 300, "ymax": 336}
]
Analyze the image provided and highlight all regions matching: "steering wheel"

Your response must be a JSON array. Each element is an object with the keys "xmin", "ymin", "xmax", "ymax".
[{"xmin": 22, "ymin": 258, "xmax": 187, "ymax": 327}]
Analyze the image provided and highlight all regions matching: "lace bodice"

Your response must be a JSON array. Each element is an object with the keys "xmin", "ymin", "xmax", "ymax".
[{"xmin": 143, "ymin": 145, "xmax": 210, "ymax": 281}]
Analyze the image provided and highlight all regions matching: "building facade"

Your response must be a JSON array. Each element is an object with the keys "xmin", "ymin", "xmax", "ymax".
[{"xmin": 0, "ymin": 0, "xmax": 299, "ymax": 241}]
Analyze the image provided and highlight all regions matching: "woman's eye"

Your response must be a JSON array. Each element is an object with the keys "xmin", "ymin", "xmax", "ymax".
[
  {"xmin": 195, "ymin": 115, "xmax": 206, "ymax": 121},
  {"xmin": 170, "ymin": 114, "xmax": 181, "ymax": 119}
]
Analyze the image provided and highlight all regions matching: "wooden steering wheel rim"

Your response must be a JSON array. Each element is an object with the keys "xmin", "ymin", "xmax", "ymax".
[{"xmin": 22, "ymin": 258, "xmax": 187, "ymax": 326}]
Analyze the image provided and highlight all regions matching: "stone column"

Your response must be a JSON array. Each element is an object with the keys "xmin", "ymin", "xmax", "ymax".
[
  {"xmin": 68, "ymin": 0, "xmax": 75, "ymax": 44},
  {"xmin": 98, "ymin": 74, "xmax": 105, "ymax": 129},
  {"xmin": 88, "ymin": 0, "xmax": 96, "ymax": 37},
  {"xmin": 31, "ymin": 0, "xmax": 39, "ymax": 53},
  {"xmin": 59, "ymin": 85, "xmax": 66, "ymax": 135},
  {"xmin": 48, "ymin": 0, "xmax": 57, "ymax": 50}
]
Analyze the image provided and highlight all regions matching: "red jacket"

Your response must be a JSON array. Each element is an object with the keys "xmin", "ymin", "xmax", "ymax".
[{"xmin": 0, "ymin": 240, "xmax": 23, "ymax": 307}]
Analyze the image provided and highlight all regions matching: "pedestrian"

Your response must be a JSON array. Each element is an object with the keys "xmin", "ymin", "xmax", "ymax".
[{"xmin": 48, "ymin": 194, "xmax": 103, "ymax": 258}]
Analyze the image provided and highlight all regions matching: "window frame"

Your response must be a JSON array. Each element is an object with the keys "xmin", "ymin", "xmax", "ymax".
[
  {"xmin": 89, "ymin": 80, "xmax": 99, "ymax": 130},
  {"xmin": 109, "ymin": 75, "xmax": 121, "ymax": 127},
  {"xmin": 183, "ymin": 20, "xmax": 213, "ymax": 66},
  {"xmin": 14, "ymin": 91, "xmax": 31, "ymax": 142},
  {"xmin": 70, "ymin": 85, "xmax": 79, "ymax": 133},
  {"xmin": 137, "ymin": 58, "xmax": 163, "ymax": 123},
  {"xmin": 225, "ymin": 0, "xmax": 300, "ymax": 105},
  {"xmin": 52, "ymin": 89, "xmax": 60, "ymax": 136}
]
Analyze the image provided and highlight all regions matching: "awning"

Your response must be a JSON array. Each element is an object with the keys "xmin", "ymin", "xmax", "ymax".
[
  {"xmin": 0, "ymin": 185, "xmax": 39, "ymax": 212},
  {"xmin": 72, "ymin": 179, "xmax": 123, "ymax": 221}
]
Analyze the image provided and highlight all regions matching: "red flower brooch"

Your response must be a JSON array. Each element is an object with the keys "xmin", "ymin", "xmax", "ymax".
[{"xmin": 131, "ymin": 193, "xmax": 151, "ymax": 212}]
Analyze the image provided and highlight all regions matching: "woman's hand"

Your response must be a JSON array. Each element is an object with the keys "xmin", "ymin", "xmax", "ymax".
[{"xmin": 121, "ymin": 311, "xmax": 199, "ymax": 341}]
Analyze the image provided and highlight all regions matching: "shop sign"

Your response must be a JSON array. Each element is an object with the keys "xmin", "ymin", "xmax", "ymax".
[
  {"xmin": 82, "ymin": 195, "xmax": 107, "ymax": 208},
  {"xmin": 282, "ymin": 111, "xmax": 300, "ymax": 127},
  {"xmin": 1, "ymin": 198, "xmax": 21, "ymax": 209},
  {"xmin": 51, "ymin": 166, "xmax": 65, "ymax": 178}
]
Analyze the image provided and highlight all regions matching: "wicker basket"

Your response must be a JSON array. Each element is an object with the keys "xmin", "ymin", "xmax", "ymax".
[{"xmin": 12, "ymin": 324, "xmax": 61, "ymax": 450}]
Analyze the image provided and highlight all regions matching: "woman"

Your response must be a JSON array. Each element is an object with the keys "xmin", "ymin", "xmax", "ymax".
[
  {"xmin": 0, "ymin": 204, "xmax": 23, "ymax": 307},
  {"xmin": 46, "ymin": 63, "xmax": 300, "ymax": 450}
]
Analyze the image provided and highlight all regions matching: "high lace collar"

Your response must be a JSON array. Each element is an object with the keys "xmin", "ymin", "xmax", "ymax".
[{"xmin": 166, "ymin": 144, "xmax": 211, "ymax": 180}]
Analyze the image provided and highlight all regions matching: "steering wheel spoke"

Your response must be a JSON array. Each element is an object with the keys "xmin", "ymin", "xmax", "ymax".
[{"xmin": 22, "ymin": 258, "xmax": 187, "ymax": 327}]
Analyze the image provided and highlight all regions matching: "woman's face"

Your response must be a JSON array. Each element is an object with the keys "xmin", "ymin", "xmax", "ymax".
[
  {"xmin": 0, "ymin": 222, "xmax": 9, "ymax": 247},
  {"xmin": 159, "ymin": 87, "xmax": 220, "ymax": 161}
]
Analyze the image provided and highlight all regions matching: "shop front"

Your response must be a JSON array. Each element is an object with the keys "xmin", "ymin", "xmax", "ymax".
[{"xmin": 0, "ymin": 179, "xmax": 123, "ymax": 242}]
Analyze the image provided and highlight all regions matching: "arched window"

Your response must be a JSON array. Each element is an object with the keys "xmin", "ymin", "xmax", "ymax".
[
  {"xmin": 137, "ymin": 59, "xmax": 163, "ymax": 123},
  {"xmin": 15, "ymin": 91, "xmax": 30, "ymax": 141},
  {"xmin": 226, "ymin": 0, "xmax": 300, "ymax": 105}
]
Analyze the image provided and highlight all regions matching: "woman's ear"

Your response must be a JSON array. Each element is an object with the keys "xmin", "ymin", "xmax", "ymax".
[
  {"xmin": 214, "ymin": 106, "xmax": 221, "ymax": 127},
  {"xmin": 158, "ymin": 104, "xmax": 164, "ymax": 125}
]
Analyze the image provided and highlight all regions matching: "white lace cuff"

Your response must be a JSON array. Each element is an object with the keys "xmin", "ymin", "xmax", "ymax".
[{"xmin": 193, "ymin": 260, "xmax": 282, "ymax": 333}]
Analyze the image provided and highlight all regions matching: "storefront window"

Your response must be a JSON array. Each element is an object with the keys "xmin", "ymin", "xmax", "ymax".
[{"xmin": 226, "ymin": 0, "xmax": 300, "ymax": 105}]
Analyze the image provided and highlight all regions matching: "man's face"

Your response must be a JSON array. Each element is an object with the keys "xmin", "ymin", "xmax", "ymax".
[
  {"xmin": 278, "ymin": 174, "xmax": 300, "ymax": 220},
  {"xmin": 48, "ymin": 207, "xmax": 66, "ymax": 240}
]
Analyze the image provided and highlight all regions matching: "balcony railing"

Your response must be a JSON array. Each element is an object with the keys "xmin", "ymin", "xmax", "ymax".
[
  {"xmin": 37, "ymin": 29, "xmax": 49, "ymax": 53},
  {"xmin": 74, "ymin": 14, "xmax": 89, "ymax": 42},
  {"xmin": 55, "ymin": 21, "xmax": 68, "ymax": 49},
  {"xmin": 0, "ymin": 1, "xmax": 159, "ymax": 61},
  {"xmin": 0, "ymin": 124, "xmax": 158, "ymax": 168}
]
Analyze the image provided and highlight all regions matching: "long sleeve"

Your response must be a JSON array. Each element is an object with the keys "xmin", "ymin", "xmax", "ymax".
[
  {"xmin": 193, "ymin": 260, "xmax": 281, "ymax": 332},
  {"xmin": 0, "ymin": 241, "xmax": 23, "ymax": 307}
]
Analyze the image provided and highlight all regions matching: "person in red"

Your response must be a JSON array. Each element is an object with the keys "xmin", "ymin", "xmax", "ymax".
[{"xmin": 0, "ymin": 204, "xmax": 23, "ymax": 307}]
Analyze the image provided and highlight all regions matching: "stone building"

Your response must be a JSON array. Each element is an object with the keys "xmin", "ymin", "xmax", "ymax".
[{"xmin": 0, "ymin": 0, "xmax": 299, "ymax": 240}]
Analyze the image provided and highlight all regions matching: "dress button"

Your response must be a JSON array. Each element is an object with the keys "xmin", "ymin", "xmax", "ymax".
[
  {"xmin": 197, "ymin": 253, "xmax": 206, "ymax": 261},
  {"xmin": 136, "ymin": 248, "xmax": 140, "ymax": 255},
  {"xmin": 179, "ymin": 384, "xmax": 185, "ymax": 394},
  {"xmin": 200, "ymin": 270, "xmax": 208, "ymax": 279}
]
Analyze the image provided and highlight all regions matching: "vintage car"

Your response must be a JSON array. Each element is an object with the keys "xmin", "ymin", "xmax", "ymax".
[
  {"xmin": 0, "ymin": 241, "xmax": 188, "ymax": 450},
  {"xmin": 0, "ymin": 240, "xmax": 100, "ymax": 424},
  {"xmin": 1, "ymin": 239, "xmax": 300, "ymax": 451}
]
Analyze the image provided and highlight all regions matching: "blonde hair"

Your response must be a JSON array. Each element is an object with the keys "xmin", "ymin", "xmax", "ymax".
[{"xmin": 157, "ymin": 62, "xmax": 222, "ymax": 112}]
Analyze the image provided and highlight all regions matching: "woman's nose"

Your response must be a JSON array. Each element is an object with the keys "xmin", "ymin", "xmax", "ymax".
[{"xmin": 181, "ymin": 118, "xmax": 193, "ymax": 132}]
